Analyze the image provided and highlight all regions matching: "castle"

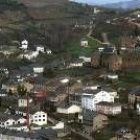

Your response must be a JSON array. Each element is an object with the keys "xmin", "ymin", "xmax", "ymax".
[{"xmin": 91, "ymin": 46, "xmax": 140, "ymax": 71}]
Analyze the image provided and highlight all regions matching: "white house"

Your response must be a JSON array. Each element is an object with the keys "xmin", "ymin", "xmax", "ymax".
[
  {"xmin": 19, "ymin": 51, "xmax": 39, "ymax": 60},
  {"xmin": 136, "ymin": 102, "xmax": 140, "ymax": 114},
  {"xmin": 52, "ymin": 121, "xmax": 64, "ymax": 130},
  {"xmin": 69, "ymin": 59, "xmax": 84, "ymax": 68},
  {"xmin": 0, "ymin": 115, "xmax": 26, "ymax": 128},
  {"xmin": 107, "ymin": 73, "xmax": 118, "ymax": 81},
  {"xmin": 31, "ymin": 64, "xmax": 44, "ymax": 73},
  {"xmin": 96, "ymin": 102, "xmax": 122, "ymax": 115},
  {"xmin": 57, "ymin": 104, "xmax": 82, "ymax": 114},
  {"xmin": 9, "ymin": 124, "xmax": 28, "ymax": 131},
  {"xmin": 20, "ymin": 40, "xmax": 28, "ymax": 50},
  {"xmin": 102, "ymin": 88, "xmax": 118, "ymax": 98},
  {"xmin": 31, "ymin": 111, "xmax": 47, "ymax": 126},
  {"xmin": 0, "ymin": 118, "xmax": 16, "ymax": 128},
  {"xmin": 60, "ymin": 78, "xmax": 69, "ymax": 84},
  {"xmin": 83, "ymin": 84, "xmax": 100, "ymax": 91},
  {"xmin": 81, "ymin": 89, "xmax": 114, "ymax": 111},
  {"xmin": 80, "ymin": 39, "xmax": 88, "ymax": 47},
  {"xmin": 18, "ymin": 97, "xmax": 33, "ymax": 107},
  {"xmin": 36, "ymin": 46, "xmax": 45, "ymax": 53},
  {"xmin": 46, "ymin": 49, "xmax": 52, "ymax": 54},
  {"xmin": 98, "ymin": 47, "xmax": 104, "ymax": 52},
  {"xmin": 79, "ymin": 56, "xmax": 91, "ymax": 63},
  {"xmin": 16, "ymin": 117, "xmax": 26, "ymax": 124}
]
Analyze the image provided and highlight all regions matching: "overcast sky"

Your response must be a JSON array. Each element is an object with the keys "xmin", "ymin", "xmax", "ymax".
[{"xmin": 72, "ymin": 0, "xmax": 133, "ymax": 5}]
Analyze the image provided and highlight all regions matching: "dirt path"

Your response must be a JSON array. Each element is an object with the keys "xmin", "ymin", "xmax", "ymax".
[{"xmin": 87, "ymin": 28, "xmax": 110, "ymax": 45}]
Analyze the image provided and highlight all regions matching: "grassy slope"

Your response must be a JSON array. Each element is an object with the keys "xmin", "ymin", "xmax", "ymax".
[{"xmin": 66, "ymin": 36, "xmax": 105, "ymax": 57}]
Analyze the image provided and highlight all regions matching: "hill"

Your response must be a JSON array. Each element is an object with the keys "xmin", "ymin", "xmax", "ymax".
[
  {"xmin": 102, "ymin": 0, "xmax": 140, "ymax": 11},
  {"xmin": 0, "ymin": 0, "xmax": 91, "ymax": 26},
  {"xmin": 0, "ymin": 0, "xmax": 93, "ymax": 51}
]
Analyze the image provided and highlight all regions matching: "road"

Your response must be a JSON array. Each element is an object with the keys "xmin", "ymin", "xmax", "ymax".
[{"xmin": 87, "ymin": 28, "xmax": 110, "ymax": 45}]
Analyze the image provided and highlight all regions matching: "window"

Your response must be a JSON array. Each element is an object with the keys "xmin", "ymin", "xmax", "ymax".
[
  {"xmin": 43, "ymin": 115, "xmax": 45, "ymax": 117},
  {"xmin": 35, "ymin": 116, "xmax": 37, "ymax": 118},
  {"xmin": 43, "ymin": 119, "xmax": 45, "ymax": 121},
  {"xmin": 39, "ymin": 119, "xmax": 41, "ymax": 121},
  {"xmin": 39, "ymin": 115, "xmax": 41, "ymax": 117},
  {"xmin": 6, "ymin": 122, "xmax": 9, "ymax": 125}
]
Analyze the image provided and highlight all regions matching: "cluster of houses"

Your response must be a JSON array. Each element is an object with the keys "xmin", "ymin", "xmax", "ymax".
[
  {"xmin": 19, "ymin": 40, "xmax": 52, "ymax": 61},
  {"xmin": 45, "ymin": 76, "xmax": 122, "ymax": 132},
  {"xmin": 0, "ymin": 37, "xmax": 140, "ymax": 139}
]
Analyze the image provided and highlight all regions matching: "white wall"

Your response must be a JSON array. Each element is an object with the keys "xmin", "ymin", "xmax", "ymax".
[
  {"xmin": 33, "ymin": 67, "xmax": 44, "ymax": 73},
  {"xmin": 16, "ymin": 118, "xmax": 26, "ymax": 124},
  {"xmin": 57, "ymin": 105, "xmax": 81, "ymax": 114},
  {"xmin": 69, "ymin": 63, "xmax": 83, "ymax": 68},
  {"xmin": 82, "ymin": 90, "xmax": 114, "ymax": 111},
  {"xmin": 0, "ymin": 119, "xmax": 15, "ymax": 128},
  {"xmin": 79, "ymin": 56, "xmax": 91, "ymax": 63},
  {"xmin": 80, "ymin": 41, "xmax": 88, "ymax": 47},
  {"xmin": 18, "ymin": 98, "xmax": 33, "ymax": 107},
  {"xmin": 31, "ymin": 111, "xmax": 47, "ymax": 126},
  {"xmin": 52, "ymin": 121, "xmax": 64, "ymax": 130}
]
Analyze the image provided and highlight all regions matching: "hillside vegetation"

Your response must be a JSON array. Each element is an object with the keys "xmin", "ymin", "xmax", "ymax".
[{"xmin": 0, "ymin": 0, "xmax": 94, "ymax": 53}]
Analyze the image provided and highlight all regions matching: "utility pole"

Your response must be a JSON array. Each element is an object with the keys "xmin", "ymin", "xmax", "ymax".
[{"xmin": 26, "ymin": 92, "xmax": 30, "ymax": 130}]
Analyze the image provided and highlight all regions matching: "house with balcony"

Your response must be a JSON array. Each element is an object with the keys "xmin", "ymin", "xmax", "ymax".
[{"xmin": 81, "ymin": 89, "xmax": 114, "ymax": 111}]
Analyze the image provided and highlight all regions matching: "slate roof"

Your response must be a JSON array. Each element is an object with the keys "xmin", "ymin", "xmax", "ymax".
[
  {"xmin": 1, "ymin": 95, "xmax": 18, "ymax": 102},
  {"xmin": 28, "ymin": 75, "xmax": 47, "ymax": 84},
  {"xmin": 70, "ymin": 59, "xmax": 84, "ymax": 63},
  {"xmin": 58, "ymin": 103, "xmax": 75, "ymax": 109},
  {"xmin": 30, "ymin": 86, "xmax": 45, "ymax": 93},
  {"xmin": 29, "ymin": 63, "xmax": 44, "ymax": 68},
  {"xmin": 103, "ymin": 46, "xmax": 115, "ymax": 54},
  {"xmin": 116, "ymin": 127, "xmax": 130, "ymax": 135},
  {"xmin": 96, "ymin": 102, "xmax": 121, "ymax": 107},
  {"xmin": 82, "ymin": 89, "xmax": 102, "ymax": 96},
  {"xmin": 0, "ymin": 114, "xmax": 23, "ymax": 122},
  {"xmin": 82, "ymin": 110, "xmax": 98, "ymax": 119},
  {"xmin": 0, "ymin": 128, "xmax": 57, "ymax": 139},
  {"xmin": 129, "ymin": 87, "xmax": 140, "ymax": 96}
]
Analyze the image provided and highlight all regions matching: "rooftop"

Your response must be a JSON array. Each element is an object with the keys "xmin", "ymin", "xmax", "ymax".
[
  {"xmin": 96, "ymin": 102, "xmax": 121, "ymax": 107},
  {"xmin": 0, "ymin": 128, "xmax": 57, "ymax": 139},
  {"xmin": 0, "ymin": 114, "xmax": 24, "ymax": 122},
  {"xmin": 103, "ymin": 46, "xmax": 116, "ymax": 54},
  {"xmin": 129, "ymin": 87, "xmax": 140, "ymax": 96}
]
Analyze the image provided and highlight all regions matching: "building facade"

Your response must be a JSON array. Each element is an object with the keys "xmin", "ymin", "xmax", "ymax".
[
  {"xmin": 81, "ymin": 90, "xmax": 114, "ymax": 111},
  {"xmin": 96, "ymin": 102, "xmax": 122, "ymax": 115}
]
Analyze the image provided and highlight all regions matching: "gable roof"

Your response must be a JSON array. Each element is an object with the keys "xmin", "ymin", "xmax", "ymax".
[
  {"xmin": 129, "ymin": 87, "xmax": 140, "ymax": 96},
  {"xmin": 0, "ymin": 115, "xmax": 23, "ymax": 122},
  {"xmin": 0, "ymin": 128, "xmax": 57, "ymax": 139}
]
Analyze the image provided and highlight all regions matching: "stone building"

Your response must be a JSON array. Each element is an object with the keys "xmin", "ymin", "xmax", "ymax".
[
  {"xmin": 91, "ymin": 46, "xmax": 140, "ymax": 71},
  {"xmin": 128, "ymin": 87, "xmax": 140, "ymax": 104}
]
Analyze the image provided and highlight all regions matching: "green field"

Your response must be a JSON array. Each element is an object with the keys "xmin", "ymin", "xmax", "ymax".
[{"xmin": 66, "ymin": 36, "xmax": 105, "ymax": 57}]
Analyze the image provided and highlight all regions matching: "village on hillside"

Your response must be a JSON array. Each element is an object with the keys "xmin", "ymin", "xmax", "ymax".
[{"xmin": 1, "ymin": 0, "xmax": 140, "ymax": 140}]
